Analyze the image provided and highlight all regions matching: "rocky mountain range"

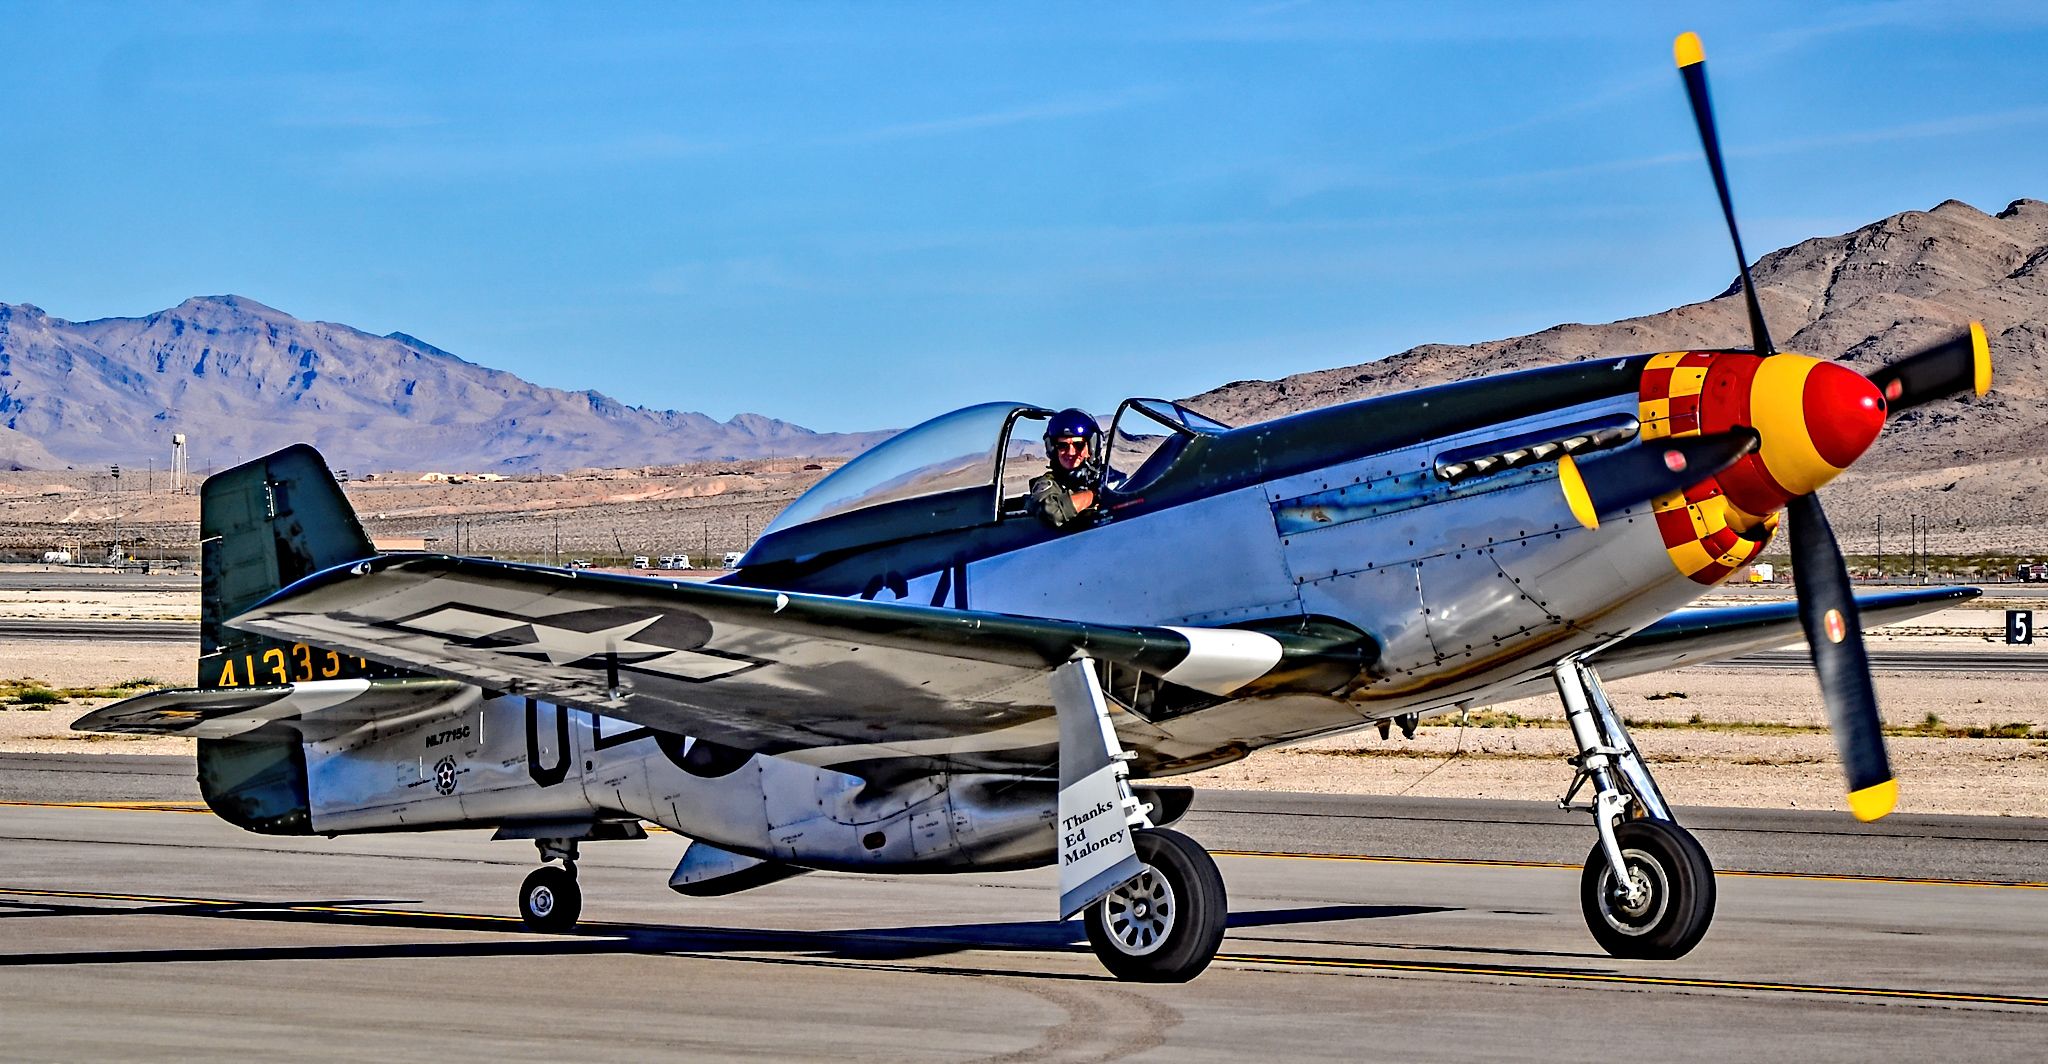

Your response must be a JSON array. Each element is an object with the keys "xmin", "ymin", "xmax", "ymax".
[
  {"xmin": 1185, "ymin": 198, "xmax": 2048, "ymax": 552},
  {"xmin": 1191, "ymin": 198, "xmax": 2047, "ymax": 464},
  {"xmin": 5, "ymin": 198, "xmax": 2044, "ymax": 553},
  {"xmin": 0, "ymin": 295, "xmax": 893, "ymax": 473}
]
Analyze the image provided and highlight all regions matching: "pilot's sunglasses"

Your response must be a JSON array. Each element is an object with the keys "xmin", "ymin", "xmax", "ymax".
[{"xmin": 1053, "ymin": 440, "xmax": 1088, "ymax": 452}]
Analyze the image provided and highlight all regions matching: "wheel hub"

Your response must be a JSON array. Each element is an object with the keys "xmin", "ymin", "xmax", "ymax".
[
  {"xmin": 1612, "ymin": 870, "xmax": 1654, "ymax": 919},
  {"xmin": 1599, "ymin": 849, "xmax": 1670, "ymax": 934},
  {"xmin": 531, "ymin": 886, "xmax": 555, "ymax": 917},
  {"xmin": 1100, "ymin": 867, "xmax": 1177, "ymax": 956}
]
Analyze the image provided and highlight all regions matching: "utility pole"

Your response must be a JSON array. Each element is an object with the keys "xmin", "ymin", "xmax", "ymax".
[
  {"xmin": 1916, "ymin": 513, "xmax": 1927, "ymax": 582},
  {"xmin": 1875, "ymin": 514, "xmax": 1884, "ymax": 582},
  {"xmin": 1908, "ymin": 514, "xmax": 1917, "ymax": 582}
]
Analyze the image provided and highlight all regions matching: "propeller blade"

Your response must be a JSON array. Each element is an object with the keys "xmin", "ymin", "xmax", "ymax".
[
  {"xmin": 1558, "ymin": 429, "xmax": 1759, "ymax": 530},
  {"xmin": 1866, "ymin": 321, "xmax": 1991, "ymax": 412},
  {"xmin": 1786, "ymin": 492, "xmax": 1896, "ymax": 821},
  {"xmin": 1674, "ymin": 31, "xmax": 1775, "ymax": 357}
]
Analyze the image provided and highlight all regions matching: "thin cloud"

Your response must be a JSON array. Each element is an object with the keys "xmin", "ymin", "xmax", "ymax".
[
  {"xmin": 1736, "ymin": 106, "xmax": 2048, "ymax": 157},
  {"xmin": 830, "ymin": 87, "xmax": 1164, "ymax": 145},
  {"xmin": 325, "ymin": 132, "xmax": 723, "ymax": 181}
]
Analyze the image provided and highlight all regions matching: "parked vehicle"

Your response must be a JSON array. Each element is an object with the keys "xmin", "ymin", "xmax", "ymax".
[{"xmin": 659, "ymin": 555, "xmax": 693, "ymax": 570}]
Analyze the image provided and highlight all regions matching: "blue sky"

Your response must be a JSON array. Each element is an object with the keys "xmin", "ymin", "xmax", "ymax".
[{"xmin": 2, "ymin": 2, "xmax": 2042, "ymax": 432}]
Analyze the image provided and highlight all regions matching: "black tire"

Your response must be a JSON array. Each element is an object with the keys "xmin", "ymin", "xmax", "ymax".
[
  {"xmin": 519, "ymin": 865, "xmax": 582, "ymax": 933},
  {"xmin": 1083, "ymin": 828, "xmax": 1228, "ymax": 982},
  {"xmin": 1580, "ymin": 818, "xmax": 1715, "ymax": 959}
]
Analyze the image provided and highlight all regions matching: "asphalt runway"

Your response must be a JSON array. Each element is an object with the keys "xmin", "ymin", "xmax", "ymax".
[
  {"xmin": 0, "ymin": 618, "xmax": 198, "ymax": 642},
  {"xmin": 1703, "ymin": 646, "xmax": 2048, "ymax": 673},
  {"xmin": 0, "ymin": 755, "xmax": 2042, "ymax": 1061},
  {"xmin": 0, "ymin": 570, "xmax": 198, "ymax": 592}
]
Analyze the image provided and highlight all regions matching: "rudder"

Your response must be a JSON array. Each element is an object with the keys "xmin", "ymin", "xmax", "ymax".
[{"xmin": 199, "ymin": 444, "xmax": 407, "ymax": 689}]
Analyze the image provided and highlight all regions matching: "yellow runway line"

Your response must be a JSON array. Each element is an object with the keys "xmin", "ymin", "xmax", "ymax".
[
  {"xmin": 1212, "ymin": 849, "xmax": 2048, "ymax": 890},
  {"xmin": 0, "ymin": 885, "xmax": 525, "ymax": 925},
  {"xmin": 1217, "ymin": 952, "xmax": 2048, "ymax": 1008},
  {"xmin": 5, "ymin": 885, "xmax": 2037, "ymax": 1008},
  {"xmin": 0, "ymin": 799, "xmax": 210, "ymax": 814}
]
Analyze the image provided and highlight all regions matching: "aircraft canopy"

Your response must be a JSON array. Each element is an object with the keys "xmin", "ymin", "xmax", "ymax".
[
  {"xmin": 763, "ymin": 401, "xmax": 1042, "ymax": 537},
  {"xmin": 752, "ymin": 397, "xmax": 1229, "ymax": 565}
]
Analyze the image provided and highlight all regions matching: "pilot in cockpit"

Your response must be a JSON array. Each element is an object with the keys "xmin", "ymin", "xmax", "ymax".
[{"xmin": 1028, "ymin": 408, "xmax": 1110, "ymax": 530}]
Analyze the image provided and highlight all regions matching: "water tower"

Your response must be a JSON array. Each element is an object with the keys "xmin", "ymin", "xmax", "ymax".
[{"xmin": 171, "ymin": 433, "xmax": 189, "ymax": 493}]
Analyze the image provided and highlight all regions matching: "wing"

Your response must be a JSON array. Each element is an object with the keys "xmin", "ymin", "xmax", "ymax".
[
  {"xmin": 1458, "ymin": 586, "xmax": 1978, "ymax": 709},
  {"xmin": 1589, "ymin": 586, "xmax": 1980, "ymax": 678},
  {"xmin": 225, "ymin": 554, "xmax": 1366, "ymax": 764}
]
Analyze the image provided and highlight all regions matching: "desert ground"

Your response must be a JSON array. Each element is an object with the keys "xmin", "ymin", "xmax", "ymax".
[
  {"xmin": 0, "ymin": 459, "xmax": 842, "ymax": 568},
  {"xmin": 1, "ymin": 571, "xmax": 2040, "ymax": 818}
]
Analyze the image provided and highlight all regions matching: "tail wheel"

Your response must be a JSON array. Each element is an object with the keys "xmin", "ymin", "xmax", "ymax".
[
  {"xmin": 1580, "ymin": 818, "xmax": 1715, "ymax": 959},
  {"xmin": 519, "ymin": 864, "xmax": 582, "ymax": 933},
  {"xmin": 1083, "ymin": 828, "xmax": 1228, "ymax": 982}
]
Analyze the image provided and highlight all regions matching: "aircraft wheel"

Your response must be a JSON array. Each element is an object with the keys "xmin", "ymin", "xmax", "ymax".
[
  {"xmin": 1083, "ymin": 828, "xmax": 1228, "ymax": 982},
  {"xmin": 519, "ymin": 865, "xmax": 582, "ymax": 933},
  {"xmin": 1580, "ymin": 818, "xmax": 1715, "ymax": 959}
]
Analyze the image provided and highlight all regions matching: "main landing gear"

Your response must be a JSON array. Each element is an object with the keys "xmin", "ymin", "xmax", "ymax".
[
  {"xmin": 1082, "ymin": 828, "xmax": 1229, "ymax": 983},
  {"xmin": 519, "ymin": 838, "xmax": 582, "ymax": 933},
  {"xmin": 1553, "ymin": 658, "xmax": 1715, "ymax": 959}
]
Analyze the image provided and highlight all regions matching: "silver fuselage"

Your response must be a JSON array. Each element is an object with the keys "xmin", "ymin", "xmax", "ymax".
[{"xmin": 299, "ymin": 387, "xmax": 1725, "ymax": 874}]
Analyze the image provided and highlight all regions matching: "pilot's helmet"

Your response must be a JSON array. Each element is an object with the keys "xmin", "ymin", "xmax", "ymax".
[{"xmin": 1042, "ymin": 408, "xmax": 1102, "ymax": 461}]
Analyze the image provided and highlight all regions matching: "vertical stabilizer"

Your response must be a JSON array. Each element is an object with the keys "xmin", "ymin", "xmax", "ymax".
[{"xmin": 199, "ymin": 445, "xmax": 400, "ymax": 689}]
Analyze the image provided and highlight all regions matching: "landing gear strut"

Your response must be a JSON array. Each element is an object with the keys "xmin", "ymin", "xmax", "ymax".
[
  {"xmin": 519, "ymin": 838, "xmax": 582, "ymax": 933},
  {"xmin": 1553, "ymin": 658, "xmax": 1715, "ymax": 959}
]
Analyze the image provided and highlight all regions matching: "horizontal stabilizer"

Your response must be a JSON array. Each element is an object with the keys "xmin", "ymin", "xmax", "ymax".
[{"xmin": 72, "ymin": 678, "xmax": 477, "ymax": 739}]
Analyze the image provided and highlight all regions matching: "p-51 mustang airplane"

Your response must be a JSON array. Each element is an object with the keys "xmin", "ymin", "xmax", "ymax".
[{"xmin": 82, "ymin": 34, "xmax": 1994, "ymax": 981}]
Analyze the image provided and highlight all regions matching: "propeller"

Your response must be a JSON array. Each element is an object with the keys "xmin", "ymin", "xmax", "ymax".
[
  {"xmin": 1785, "ymin": 492, "xmax": 1895, "ymax": 819},
  {"xmin": 1867, "ymin": 321, "xmax": 1992, "ymax": 412},
  {"xmin": 1674, "ymin": 31, "xmax": 1774, "ymax": 358},
  {"xmin": 1558, "ymin": 428, "xmax": 1759, "ymax": 531},
  {"xmin": 1673, "ymin": 31, "xmax": 1929, "ymax": 821}
]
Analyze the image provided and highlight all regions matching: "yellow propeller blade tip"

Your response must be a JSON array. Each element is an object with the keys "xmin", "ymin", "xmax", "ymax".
[
  {"xmin": 1970, "ymin": 320, "xmax": 1991, "ymax": 396},
  {"xmin": 1674, "ymin": 32, "xmax": 1705, "ymax": 69},
  {"xmin": 1558, "ymin": 454, "xmax": 1598, "ymax": 530},
  {"xmin": 1847, "ymin": 778, "xmax": 1898, "ymax": 822}
]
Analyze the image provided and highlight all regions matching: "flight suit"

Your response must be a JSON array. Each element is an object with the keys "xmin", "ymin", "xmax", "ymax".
[{"xmin": 1028, "ymin": 472, "xmax": 1095, "ymax": 529}]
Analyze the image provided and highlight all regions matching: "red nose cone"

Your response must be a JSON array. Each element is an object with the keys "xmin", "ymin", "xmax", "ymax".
[{"xmin": 1802, "ymin": 362, "xmax": 1886, "ymax": 470}]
